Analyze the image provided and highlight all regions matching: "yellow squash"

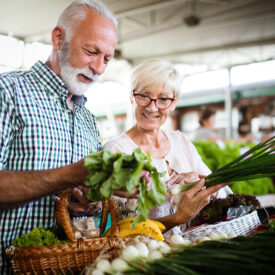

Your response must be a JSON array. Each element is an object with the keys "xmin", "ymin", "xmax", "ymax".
[{"xmin": 104, "ymin": 218, "xmax": 165, "ymax": 241}]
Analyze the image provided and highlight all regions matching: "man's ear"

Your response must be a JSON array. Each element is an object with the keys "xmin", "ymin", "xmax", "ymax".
[{"xmin": 51, "ymin": 26, "xmax": 66, "ymax": 51}]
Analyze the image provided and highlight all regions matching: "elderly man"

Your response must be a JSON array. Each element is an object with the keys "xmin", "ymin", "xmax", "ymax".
[{"xmin": 0, "ymin": 0, "xmax": 118, "ymax": 272}]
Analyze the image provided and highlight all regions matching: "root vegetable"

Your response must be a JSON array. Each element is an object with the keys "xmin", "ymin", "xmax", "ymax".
[
  {"xmin": 149, "ymin": 250, "xmax": 163, "ymax": 260},
  {"xmin": 170, "ymin": 185, "xmax": 181, "ymax": 196},
  {"xmin": 135, "ymin": 242, "xmax": 149, "ymax": 258},
  {"xmin": 217, "ymin": 231, "xmax": 227, "ymax": 239},
  {"xmin": 207, "ymin": 232, "xmax": 220, "ymax": 240},
  {"xmin": 111, "ymin": 258, "xmax": 129, "ymax": 272},
  {"xmin": 196, "ymin": 236, "xmax": 211, "ymax": 243},
  {"xmin": 96, "ymin": 259, "xmax": 111, "ymax": 272},
  {"xmin": 227, "ymin": 232, "xmax": 236, "ymax": 239},
  {"xmin": 170, "ymin": 234, "xmax": 191, "ymax": 246},
  {"xmin": 122, "ymin": 245, "xmax": 139, "ymax": 262},
  {"xmin": 159, "ymin": 243, "xmax": 171, "ymax": 254},
  {"xmin": 148, "ymin": 240, "xmax": 159, "ymax": 250},
  {"xmin": 90, "ymin": 269, "xmax": 104, "ymax": 275}
]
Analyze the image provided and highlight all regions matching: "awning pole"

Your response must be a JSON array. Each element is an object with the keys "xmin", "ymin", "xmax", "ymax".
[{"xmin": 225, "ymin": 67, "xmax": 233, "ymax": 139}]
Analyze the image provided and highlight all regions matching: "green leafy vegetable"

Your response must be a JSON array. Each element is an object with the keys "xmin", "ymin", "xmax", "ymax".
[
  {"xmin": 12, "ymin": 228, "xmax": 68, "ymax": 247},
  {"xmin": 183, "ymin": 136, "xmax": 275, "ymax": 192},
  {"xmin": 84, "ymin": 148, "xmax": 166, "ymax": 227}
]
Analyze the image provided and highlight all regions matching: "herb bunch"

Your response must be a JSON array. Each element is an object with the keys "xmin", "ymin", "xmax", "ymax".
[
  {"xmin": 84, "ymin": 148, "xmax": 166, "ymax": 227},
  {"xmin": 182, "ymin": 136, "xmax": 275, "ymax": 192}
]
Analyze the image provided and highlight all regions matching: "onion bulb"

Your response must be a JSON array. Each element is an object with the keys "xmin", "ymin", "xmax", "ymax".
[
  {"xmin": 90, "ymin": 269, "xmax": 104, "ymax": 275},
  {"xmin": 122, "ymin": 245, "xmax": 139, "ymax": 262},
  {"xmin": 111, "ymin": 258, "xmax": 129, "ymax": 272},
  {"xmin": 227, "ymin": 232, "xmax": 236, "ymax": 239},
  {"xmin": 207, "ymin": 232, "xmax": 220, "ymax": 240},
  {"xmin": 170, "ymin": 184, "xmax": 181, "ymax": 196},
  {"xmin": 149, "ymin": 250, "xmax": 163, "ymax": 260},
  {"xmin": 216, "ymin": 231, "xmax": 227, "ymax": 239},
  {"xmin": 135, "ymin": 242, "xmax": 149, "ymax": 258},
  {"xmin": 159, "ymin": 243, "xmax": 171, "ymax": 254},
  {"xmin": 170, "ymin": 234, "xmax": 191, "ymax": 246},
  {"xmin": 148, "ymin": 240, "xmax": 159, "ymax": 250},
  {"xmin": 96, "ymin": 259, "xmax": 111, "ymax": 273}
]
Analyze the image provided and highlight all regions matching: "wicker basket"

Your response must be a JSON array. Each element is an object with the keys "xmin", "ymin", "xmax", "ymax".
[
  {"xmin": 6, "ymin": 191, "xmax": 129, "ymax": 274},
  {"xmin": 181, "ymin": 210, "xmax": 261, "ymax": 242}
]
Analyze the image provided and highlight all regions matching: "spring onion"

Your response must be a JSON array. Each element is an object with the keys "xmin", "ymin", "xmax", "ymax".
[{"xmin": 175, "ymin": 136, "xmax": 275, "ymax": 193}]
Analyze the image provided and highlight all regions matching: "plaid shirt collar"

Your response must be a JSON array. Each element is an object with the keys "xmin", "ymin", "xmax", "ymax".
[{"xmin": 31, "ymin": 60, "xmax": 87, "ymax": 107}]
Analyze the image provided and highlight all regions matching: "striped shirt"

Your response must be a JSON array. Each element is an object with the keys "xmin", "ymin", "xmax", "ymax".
[{"xmin": 0, "ymin": 61, "xmax": 101, "ymax": 273}]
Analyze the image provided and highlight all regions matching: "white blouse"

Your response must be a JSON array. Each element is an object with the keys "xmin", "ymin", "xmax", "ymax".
[{"xmin": 103, "ymin": 130, "xmax": 232, "ymax": 234}]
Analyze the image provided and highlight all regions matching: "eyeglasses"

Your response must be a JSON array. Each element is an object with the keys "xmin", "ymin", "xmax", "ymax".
[{"xmin": 133, "ymin": 93, "xmax": 175, "ymax": 109}]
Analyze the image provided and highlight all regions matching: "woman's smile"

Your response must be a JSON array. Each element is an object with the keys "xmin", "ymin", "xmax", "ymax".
[{"xmin": 143, "ymin": 112, "xmax": 160, "ymax": 119}]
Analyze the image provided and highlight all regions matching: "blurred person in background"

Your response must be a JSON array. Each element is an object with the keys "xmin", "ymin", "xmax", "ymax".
[
  {"xmin": 194, "ymin": 109, "xmax": 254, "ymax": 144},
  {"xmin": 193, "ymin": 109, "xmax": 222, "ymax": 142},
  {"xmin": 0, "ymin": 0, "xmax": 121, "ymax": 272},
  {"xmin": 103, "ymin": 59, "xmax": 232, "ymax": 236}
]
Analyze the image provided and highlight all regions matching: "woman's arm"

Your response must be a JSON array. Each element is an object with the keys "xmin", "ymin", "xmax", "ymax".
[{"xmin": 155, "ymin": 179, "xmax": 227, "ymax": 231}]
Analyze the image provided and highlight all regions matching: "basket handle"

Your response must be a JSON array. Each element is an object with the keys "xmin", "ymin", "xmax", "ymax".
[{"xmin": 56, "ymin": 190, "xmax": 119, "ymax": 241}]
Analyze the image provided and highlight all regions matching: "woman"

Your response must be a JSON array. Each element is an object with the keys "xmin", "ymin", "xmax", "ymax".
[{"xmin": 103, "ymin": 59, "xmax": 231, "ymax": 235}]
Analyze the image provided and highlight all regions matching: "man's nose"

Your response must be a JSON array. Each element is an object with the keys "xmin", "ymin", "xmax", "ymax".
[{"xmin": 89, "ymin": 57, "xmax": 105, "ymax": 75}]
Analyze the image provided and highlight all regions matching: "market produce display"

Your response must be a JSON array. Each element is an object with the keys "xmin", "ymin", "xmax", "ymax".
[
  {"xmin": 193, "ymin": 139, "xmax": 275, "ymax": 195},
  {"xmin": 85, "ymin": 219, "xmax": 275, "ymax": 275},
  {"xmin": 168, "ymin": 136, "xmax": 275, "ymax": 201},
  {"xmin": 84, "ymin": 148, "xmax": 166, "ymax": 227}
]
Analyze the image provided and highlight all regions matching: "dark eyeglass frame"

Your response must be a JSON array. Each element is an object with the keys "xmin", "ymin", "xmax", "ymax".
[{"xmin": 133, "ymin": 93, "xmax": 175, "ymax": 109}]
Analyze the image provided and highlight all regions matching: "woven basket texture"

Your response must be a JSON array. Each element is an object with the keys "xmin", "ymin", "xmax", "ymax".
[
  {"xmin": 182, "ymin": 210, "xmax": 261, "ymax": 242},
  {"xmin": 6, "ymin": 191, "xmax": 128, "ymax": 274}
]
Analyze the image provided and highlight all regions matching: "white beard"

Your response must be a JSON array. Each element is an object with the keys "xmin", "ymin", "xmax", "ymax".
[{"xmin": 58, "ymin": 41, "xmax": 99, "ymax": 96}]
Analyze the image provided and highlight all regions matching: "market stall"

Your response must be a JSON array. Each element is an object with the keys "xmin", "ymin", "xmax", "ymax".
[{"xmin": 6, "ymin": 137, "xmax": 275, "ymax": 274}]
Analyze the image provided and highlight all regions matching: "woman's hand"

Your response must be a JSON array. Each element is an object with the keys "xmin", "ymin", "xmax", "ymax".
[
  {"xmin": 173, "ymin": 178, "xmax": 227, "ymax": 225},
  {"xmin": 166, "ymin": 172, "xmax": 200, "ymax": 187}
]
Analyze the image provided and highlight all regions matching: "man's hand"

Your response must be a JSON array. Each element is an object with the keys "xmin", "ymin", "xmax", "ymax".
[{"xmin": 54, "ymin": 186, "xmax": 101, "ymax": 217}]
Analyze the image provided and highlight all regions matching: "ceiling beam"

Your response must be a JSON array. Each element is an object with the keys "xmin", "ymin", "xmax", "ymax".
[
  {"xmin": 130, "ymin": 37, "xmax": 275, "ymax": 62},
  {"xmin": 119, "ymin": 9, "xmax": 275, "ymax": 43},
  {"xmin": 119, "ymin": 16, "xmax": 183, "ymax": 42},
  {"xmin": 116, "ymin": 0, "xmax": 186, "ymax": 19},
  {"xmin": 199, "ymin": 0, "xmax": 259, "ymax": 18}
]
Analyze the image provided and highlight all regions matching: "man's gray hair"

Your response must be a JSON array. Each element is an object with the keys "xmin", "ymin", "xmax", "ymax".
[{"xmin": 57, "ymin": 0, "xmax": 117, "ymax": 40}]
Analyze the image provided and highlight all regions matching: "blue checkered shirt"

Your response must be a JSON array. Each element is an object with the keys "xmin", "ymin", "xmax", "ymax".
[{"xmin": 0, "ymin": 61, "xmax": 102, "ymax": 273}]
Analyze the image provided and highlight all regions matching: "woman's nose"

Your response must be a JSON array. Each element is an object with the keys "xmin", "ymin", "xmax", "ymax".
[{"xmin": 145, "ymin": 100, "xmax": 158, "ymax": 112}]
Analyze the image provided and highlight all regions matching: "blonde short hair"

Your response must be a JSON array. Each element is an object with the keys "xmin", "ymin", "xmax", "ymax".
[{"xmin": 131, "ymin": 59, "xmax": 182, "ymax": 97}]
